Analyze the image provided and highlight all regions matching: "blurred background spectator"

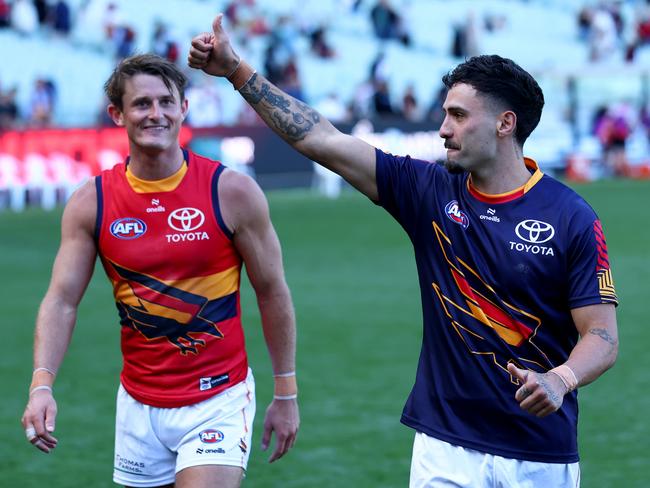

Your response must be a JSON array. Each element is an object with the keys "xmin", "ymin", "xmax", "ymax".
[
  {"xmin": 401, "ymin": 83, "xmax": 422, "ymax": 122},
  {"xmin": 29, "ymin": 77, "xmax": 56, "ymax": 127},
  {"xmin": 0, "ymin": 0, "xmax": 10, "ymax": 28},
  {"xmin": 309, "ymin": 25, "xmax": 336, "ymax": 58},
  {"xmin": 451, "ymin": 11, "xmax": 480, "ymax": 59},
  {"xmin": 51, "ymin": 0, "xmax": 72, "ymax": 37},
  {"xmin": 593, "ymin": 100, "xmax": 636, "ymax": 176},
  {"xmin": 11, "ymin": 0, "xmax": 39, "ymax": 35},
  {"xmin": 151, "ymin": 20, "xmax": 179, "ymax": 63},
  {"xmin": 372, "ymin": 79, "xmax": 395, "ymax": 117},
  {"xmin": 0, "ymin": 84, "xmax": 19, "ymax": 129},
  {"xmin": 425, "ymin": 85, "xmax": 448, "ymax": 129},
  {"xmin": 369, "ymin": 0, "xmax": 411, "ymax": 46}
]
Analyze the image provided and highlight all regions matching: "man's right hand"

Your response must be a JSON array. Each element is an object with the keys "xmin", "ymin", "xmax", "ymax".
[
  {"xmin": 188, "ymin": 13, "xmax": 240, "ymax": 78},
  {"xmin": 21, "ymin": 390, "xmax": 59, "ymax": 453}
]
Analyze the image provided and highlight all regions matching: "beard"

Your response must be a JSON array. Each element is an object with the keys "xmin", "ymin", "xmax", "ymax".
[{"xmin": 443, "ymin": 158, "xmax": 465, "ymax": 174}]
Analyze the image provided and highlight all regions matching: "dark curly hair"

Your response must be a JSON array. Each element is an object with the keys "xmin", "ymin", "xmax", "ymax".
[
  {"xmin": 442, "ymin": 55, "xmax": 544, "ymax": 146},
  {"xmin": 104, "ymin": 54, "xmax": 188, "ymax": 110}
]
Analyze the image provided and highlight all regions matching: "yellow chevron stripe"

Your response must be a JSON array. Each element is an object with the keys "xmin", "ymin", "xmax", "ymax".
[
  {"xmin": 113, "ymin": 265, "xmax": 240, "ymax": 301},
  {"xmin": 597, "ymin": 269, "xmax": 618, "ymax": 301},
  {"xmin": 171, "ymin": 265, "xmax": 241, "ymax": 298},
  {"xmin": 111, "ymin": 265, "xmax": 241, "ymax": 324},
  {"xmin": 117, "ymin": 290, "xmax": 194, "ymax": 323}
]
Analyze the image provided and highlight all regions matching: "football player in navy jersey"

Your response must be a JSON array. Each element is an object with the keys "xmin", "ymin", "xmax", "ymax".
[{"xmin": 189, "ymin": 14, "xmax": 618, "ymax": 487}]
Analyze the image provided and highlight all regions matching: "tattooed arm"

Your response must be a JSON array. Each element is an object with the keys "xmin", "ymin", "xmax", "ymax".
[
  {"xmin": 507, "ymin": 303, "xmax": 618, "ymax": 417},
  {"xmin": 567, "ymin": 303, "xmax": 619, "ymax": 386},
  {"xmin": 188, "ymin": 14, "xmax": 378, "ymax": 199}
]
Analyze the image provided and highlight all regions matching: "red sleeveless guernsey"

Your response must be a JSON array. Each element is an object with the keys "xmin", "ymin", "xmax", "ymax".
[{"xmin": 95, "ymin": 149, "xmax": 247, "ymax": 407}]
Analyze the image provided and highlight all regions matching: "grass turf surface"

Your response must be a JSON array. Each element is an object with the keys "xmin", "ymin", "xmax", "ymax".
[{"xmin": 1, "ymin": 179, "xmax": 648, "ymax": 487}]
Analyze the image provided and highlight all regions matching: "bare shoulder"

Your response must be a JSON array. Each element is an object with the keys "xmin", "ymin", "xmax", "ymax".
[
  {"xmin": 219, "ymin": 168, "xmax": 267, "ymax": 206},
  {"xmin": 61, "ymin": 178, "xmax": 98, "ymax": 235},
  {"xmin": 218, "ymin": 169, "xmax": 270, "ymax": 231}
]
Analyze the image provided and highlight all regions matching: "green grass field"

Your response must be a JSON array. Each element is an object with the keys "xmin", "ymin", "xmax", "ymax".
[{"xmin": 1, "ymin": 179, "xmax": 648, "ymax": 487}]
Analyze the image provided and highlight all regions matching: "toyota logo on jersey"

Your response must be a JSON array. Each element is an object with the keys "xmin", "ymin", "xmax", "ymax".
[
  {"xmin": 110, "ymin": 218, "xmax": 147, "ymax": 239},
  {"xmin": 168, "ymin": 207, "xmax": 205, "ymax": 232},
  {"xmin": 515, "ymin": 219, "xmax": 555, "ymax": 244},
  {"xmin": 445, "ymin": 200, "xmax": 470, "ymax": 230}
]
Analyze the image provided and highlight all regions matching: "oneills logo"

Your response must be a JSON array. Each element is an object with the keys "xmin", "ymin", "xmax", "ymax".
[{"xmin": 147, "ymin": 198, "xmax": 166, "ymax": 213}]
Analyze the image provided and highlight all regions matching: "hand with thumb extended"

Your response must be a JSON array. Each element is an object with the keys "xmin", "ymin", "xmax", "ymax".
[
  {"xmin": 188, "ymin": 13, "xmax": 240, "ymax": 77},
  {"xmin": 507, "ymin": 362, "xmax": 566, "ymax": 418},
  {"xmin": 507, "ymin": 362, "xmax": 527, "ymax": 384}
]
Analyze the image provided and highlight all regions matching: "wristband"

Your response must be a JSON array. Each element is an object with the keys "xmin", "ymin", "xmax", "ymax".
[
  {"xmin": 225, "ymin": 57, "xmax": 241, "ymax": 78},
  {"xmin": 274, "ymin": 372, "xmax": 298, "ymax": 397},
  {"xmin": 227, "ymin": 60, "xmax": 256, "ymax": 91},
  {"xmin": 549, "ymin": 364, "xmax": 578, "ymax": 392},
  {"xmin": 31, "ymin": 368, "xmax": 56, "ymax": 392},
  {"xmin": 273, "ymin": 371, "xmax": 296, "ymax": 378},
  {"xmin": 273, "ymin": 394, "xmax": 298, "ymax": 401},
  {"xmin": 33, "ymin": 367, "xmax": 56, "ymax": 376},
  {"xmin": 30, "ymin": 385, "xmax": 53, "ymax": 395}
]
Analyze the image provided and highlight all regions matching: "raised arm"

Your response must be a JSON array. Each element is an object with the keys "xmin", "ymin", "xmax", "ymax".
[
  {"xmin": 188, "ymin": 14, "xmax": 379, "ymax": 200},
  {"xmin": 219, "ymin": 169, "xmax": 299, "ymax": 462},
  {"xmin": 21, "ymin": 179, "xmax": 98, "ymax": 452}
]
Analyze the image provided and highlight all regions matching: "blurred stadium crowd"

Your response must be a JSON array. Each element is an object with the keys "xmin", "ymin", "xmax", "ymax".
[{"xmin": 1, "ymin": 0, "xmax": 650, "ymax": 210}]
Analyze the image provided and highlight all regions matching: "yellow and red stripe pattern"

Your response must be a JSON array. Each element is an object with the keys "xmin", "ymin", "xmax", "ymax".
[{"xmin": 593, "ymin": 220, "xmax": 618, "ymax": 303}]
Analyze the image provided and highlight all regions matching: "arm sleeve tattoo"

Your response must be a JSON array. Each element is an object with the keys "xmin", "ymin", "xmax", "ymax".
[{"xmin": 240, "ymin": 73, "xmax": 321, "ymax": 143}]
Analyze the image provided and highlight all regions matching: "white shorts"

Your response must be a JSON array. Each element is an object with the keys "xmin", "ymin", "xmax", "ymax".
[
  {"xmin": 410, "ymin": 432, "xmax": 580, "ymax": 488},
  {"xmin": 113, "ymin": 369, "xmax": 256, "ymax": 487}
]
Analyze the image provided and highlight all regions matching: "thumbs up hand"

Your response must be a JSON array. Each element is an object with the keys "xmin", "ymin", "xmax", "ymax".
[
  {"xmin": 188, "ymin": 13, "xmax": 240, "ymax": 78},
  {"xmin": 507, "ymin": 363, "xmax": 568, "ymax": 418}
]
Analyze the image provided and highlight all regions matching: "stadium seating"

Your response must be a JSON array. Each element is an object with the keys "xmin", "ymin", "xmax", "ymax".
[{"xmin": 0, "ymin": 0, "xmax": 648, "ymax": 208}]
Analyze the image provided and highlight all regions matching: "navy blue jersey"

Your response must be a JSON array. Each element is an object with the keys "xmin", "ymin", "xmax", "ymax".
[{"xmin": 375, "ymin": 149, "xmax": 617, "ymax": 463}]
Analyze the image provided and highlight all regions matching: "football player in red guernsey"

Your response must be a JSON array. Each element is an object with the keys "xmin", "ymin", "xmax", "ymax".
[{"xmin": 22, "ymin": 54, "xmax": 299, "ymax": 488}]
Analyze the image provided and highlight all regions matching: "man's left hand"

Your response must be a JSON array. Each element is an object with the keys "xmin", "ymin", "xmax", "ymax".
[
  {"xmin": 507, "ymin": 363, "xmax": 568, "ymax": 418},
  {"xmin": 261, "ymin": 398, "xmax": 299, "ymax": 462}
]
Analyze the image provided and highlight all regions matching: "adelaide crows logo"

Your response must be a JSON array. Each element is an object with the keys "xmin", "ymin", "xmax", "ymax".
[
  {"xmin": 430, "ymin": 220, "xmax": 552, "ymax": 375},
  {"xmin": 108, "ymin": 261, "xmax": 237, "ymax": 354}
]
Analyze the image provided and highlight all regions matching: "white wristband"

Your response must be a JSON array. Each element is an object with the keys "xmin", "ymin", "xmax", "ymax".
[
  {"xmin": 33, "ymin": 367, "xmax": 56, "ymax": 376},
  {"xmin": 273, "ymin": 394, "xmax": 298, "ymax": 400},
  {"xmin": 273, "ymin": 371, "xmax": 296, "ymax": 378},
  {"xmin": 30, "ymin": 385, "xmax": 53, "ymax": 395},
  {"xmin": 549, "ymin": 364, "xmax": 579, "ymax": 392}
]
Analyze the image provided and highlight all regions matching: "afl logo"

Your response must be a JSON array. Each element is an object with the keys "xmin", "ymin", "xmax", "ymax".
[
  {"xmin": 515, "ymin": 219, "xmax": 555, "ymax": 244},
  {"xmin": 445, "ymin": 200, "xmax": 469, "ymax": 230},
  {"xmin": 168, "ymin": 207, "xmax": 205, "ymax": 232},
  {"xmin": 199, "ymin": 429, "xmax": 224, "ymax": 444},
  {"xmin": 110, "ymin": 218, "xmax": 147, "ymax": 240}
]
